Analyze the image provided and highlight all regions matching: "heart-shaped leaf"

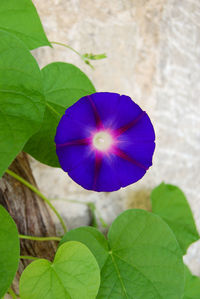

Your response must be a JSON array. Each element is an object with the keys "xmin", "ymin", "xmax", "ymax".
[
  {"xmin": 20, "ymin": 241, "xmax": 100, "ymax": 299},
  {"xmin": 0, "ymin": 205, "xmax": 20, "ymax": 297},
  {"xmin": 183, "ymin": 265, "xmax": 200, "ymax": 299},
  {"xmin": 151, "ymin": 183, "xmax": 199, "ymax": 254},
  {"xmin": 60, "ymin": 209, "xmax": 185, "ymax": 298},
  {"xmin": 0, "ymin": 30, "xmax": 45, "ymax": 177},
  {"xmin": 24, "ymin": 62, "xmax": 96, "ymax": 167},
  {"xmin": 0, "ymin": 0, "xmax": 50, "ymax": 50}
]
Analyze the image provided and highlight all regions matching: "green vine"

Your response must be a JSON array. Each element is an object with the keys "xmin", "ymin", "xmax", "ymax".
[
  {"xmin": 6, "ymin": 169, "xmax": 67, "ymax": 233},
  {"xmin": 19, "ymin": 234, "xmax": 61, "ymax": 242},
  {"xmin": 51, "ymin": 41, "xmax": 106, "ymax": 69}
]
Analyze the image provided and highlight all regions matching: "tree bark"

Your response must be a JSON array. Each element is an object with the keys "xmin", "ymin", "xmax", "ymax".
[{"xmin": 0, "ymin": 152, "xmax": 57, "ymax": 291}]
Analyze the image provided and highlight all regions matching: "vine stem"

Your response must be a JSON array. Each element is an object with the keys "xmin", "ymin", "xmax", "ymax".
[
  {"xmin": 19, "ymin": 234, "xmax": 61, "ymax": 242},
  {"xmin": 20, "ymin": 255, "xmax": 39, "ymax": 261},
  {"xmin": 51, "ymin": 41, "xmax": 82, "ymax": 57},
  {"xmin": 50, "ymin": 41, "xmax": 94, "ymax": 69},
  {"xmin": 5, "ymin": 169, "xmax": 67, "ymax": 233},
  {"xmin": 7, "ymin": 287, "xmax": 18, "ymax": 299}
]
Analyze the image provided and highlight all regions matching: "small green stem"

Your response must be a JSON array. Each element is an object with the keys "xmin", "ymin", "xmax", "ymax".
[
  {"xmin": 87, "ymin": 202, "xmax": 98, "ymax": 228},
  {"xmin": 8, "ymin": 287, "xmax": 17, "ymax": 299},
  {"xmin": 19, "ymin": 234, "xmax": 61, "ymax": 242},
  {"xmin": 51, "ymin": 41, "xmax": 82, "ymax": 57},
  {"xmin": 20, "ymin": 255, "xmax": 39, "ymax": 261},
  {"xmin": 6, "ymin": 169, "xmax": 67, "ymax": 233},
  {"xmin": 50, "ymin": 41, "xmax": 94, "ymax": 69}
]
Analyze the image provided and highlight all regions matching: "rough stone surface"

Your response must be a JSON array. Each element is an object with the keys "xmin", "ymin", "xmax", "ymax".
[{"xmin": 31, "ymin": 0, "xmax": 200, "ymax": 275}]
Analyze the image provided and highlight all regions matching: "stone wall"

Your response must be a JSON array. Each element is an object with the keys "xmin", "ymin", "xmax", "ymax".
[{"xmin": 31, "ymin": 0, "xmax": 200, "ymax": 275}]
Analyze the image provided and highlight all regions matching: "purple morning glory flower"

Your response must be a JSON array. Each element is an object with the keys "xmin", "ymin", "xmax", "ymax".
[{"xmin": 55, "ymin": 92, "xmax": 155, "ymax": 192}]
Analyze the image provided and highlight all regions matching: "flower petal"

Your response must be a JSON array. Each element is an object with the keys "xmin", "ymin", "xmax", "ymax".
[
  {"xmin": 90, "ymin": 93, "xmax": 143, "ymax": 131},
  {"xmin": 67, "ymin": 153, "xmax": 95, "ymax": 190},
  {"xmin": 116, "ymin": 113, "xmax": 156, "ymax": 169},
  {"xmin": 55, "ymin": 95, "xmax": 106, "ymax": 145},
  {"xmin": 117, "ymin": 112, "xmax": 155, "ymax": 142},
  {"xmin": 113, "ymin": 154, "xmax": 147, "ymax": 188},
  {"xmin": 56, "ymin": 144, "xmax": 93, "ymax": 173},
  {"xmin": 94, "ymin": 153, "xmax": 121, "ymax": 192},
  {"xmin": 55, "ymin": 114, "xmax": 93, "ymax": 146},
  {"xmin": 89, "ymin": 92, "xmax": 121, "ymax": 129}
]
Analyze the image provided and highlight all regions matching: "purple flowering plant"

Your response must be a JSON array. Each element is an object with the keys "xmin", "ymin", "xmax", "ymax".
[
  {"xmin": 0, "ymin": 1, "xmax": 199, "ymax": 299},
  {"xmin": 55, "ymin": 92, "xmax": 155, "ymax": 192}
]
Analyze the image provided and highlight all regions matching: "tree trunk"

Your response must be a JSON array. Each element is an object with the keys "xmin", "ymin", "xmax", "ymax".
[{"xmin": 0, "ymin": 152, "xmax": 57, "ymax": 292}]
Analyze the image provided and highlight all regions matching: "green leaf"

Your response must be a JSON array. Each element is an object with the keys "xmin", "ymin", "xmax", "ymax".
[
  {"xmin": 60, "ymin": 226, "xmax": 109, "ymax": 269},
  {"xmin": 0, "ymin": 0, "xmax": 50, "ymax": 50},
  {"xmin": 19, "ymin": 241, "xmax": 100, "ymax": 299},
  {"xmin": 0, "ymin": 30, "xmax": 45, "ymax": 177},
  {"xmin": 151, "ymin": 183, "xmax": 199, "ymax": 254},
  {"xmin": 0, "ymin": 205, "xmax": 20, "ymax": 297},
  {"xmin": 60, "ymin": 209, "xmax": 185, "ymax": 298},
  {"xmin": 24, "ymin": 62, "xmax": 96, "ymax": 167},
  {"xmin": 183, "ymin": 265, "xmax": 200, "ymax": 299}
]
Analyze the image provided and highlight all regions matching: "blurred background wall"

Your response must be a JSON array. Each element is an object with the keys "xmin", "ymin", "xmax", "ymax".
[{"xmin": 32, "ymin": 0, "xmax": 200, "ymax": 274}]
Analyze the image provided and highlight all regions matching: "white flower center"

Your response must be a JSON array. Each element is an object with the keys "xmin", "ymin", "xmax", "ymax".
[{"xmin": 93, "ymin": 131, "xmax": 113, "ymax": 151}]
